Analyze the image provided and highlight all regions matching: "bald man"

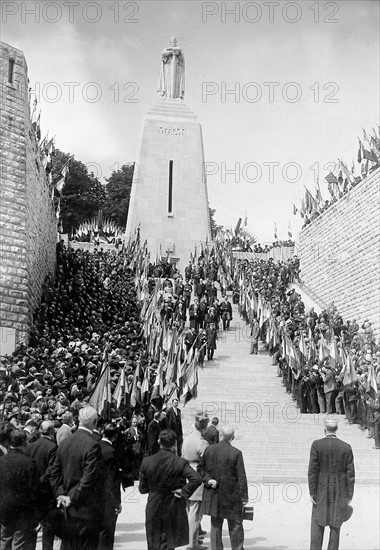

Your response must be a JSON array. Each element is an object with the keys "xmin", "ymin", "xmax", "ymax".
[
  {"xmin": 27, "ymin": 420, "xmax": 57, "ymax": 550},
  {"xmin": 308, "ymin": 418, "xmax": 355, "ymax": 550},
  {"xmin": 50, "ymin": 406, "xmax": 104, "ymax": 550},
  {"xmin": 198, "ymin": 426, "xmax": 248, "ymax": 550}
]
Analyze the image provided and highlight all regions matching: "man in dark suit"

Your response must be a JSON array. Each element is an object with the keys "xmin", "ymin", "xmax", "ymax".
[
  {"xmin": 27, "ymin": 420, "xmax": 57, "ymax": 550},
  {"xmin": 0, "ymin": 429, "xmax": 41, "ymax": 550},
  {"xmin": 139, "ymin": 429, "xmax": 201, "ymax": 550},
  {"xmin": 147, "ymin": 412, "xmax": 162, "ymax": 455},
  {"xmin": 198, "ymin": 426, "xmax": 248, "ymax": 550},
  {"xmin": 308, "ymin": 418, "xmax": 355, "ymax": 550},
  {"xmin": 166, "ymin": 398, "xmax": 183, "ymax": 455},
  {"xmin": 50, "ymin": 405, "xmax": 104, "ymax": 550},
  {"xmin": 98, "ymin": 423, "xmax": 122, "ymax": 550},
  {"xmin": 203, "ymin": 417, "xmax": 219, "ymax": 445},
  {"xmin": 125, "ymin": 416, "xmax": 144, "ymax": 478},
  {"xmin": 219, "ymin": 297, "xmax": 233, "ymax": 331}
]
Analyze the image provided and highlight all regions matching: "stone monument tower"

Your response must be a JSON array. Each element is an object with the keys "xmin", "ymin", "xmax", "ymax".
[{"xmin": 125, "ymin": 38, "xmax": 211, "ymax": 270}]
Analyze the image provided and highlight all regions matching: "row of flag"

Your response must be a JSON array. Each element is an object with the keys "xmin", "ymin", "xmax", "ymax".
[
  {"xmin": 88, "ymin": 237, "xmax": 204, "ymax": 417},
  {"xmin": 236, "ymin": 261, "xmax": 378, "ymax": 397},
  {"xmin": 292, "ymin": 127, "xmax": 380, "ymax": 221}
]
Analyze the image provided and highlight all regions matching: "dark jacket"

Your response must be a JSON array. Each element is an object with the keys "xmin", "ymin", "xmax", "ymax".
[
  {"xmin": 27, "ymin": 435, "xmax": 57, "ymax": 512},
  {"xmin": 99, "ymin": 440, "xmax": 121, "ymax": 523},
  {"xmin": 166, "ymin": 407, "xmax": 183, "ymax": 444},
  {"xmin": 50, "ymin": 428, "xmax": 103, "ymax": 520},
  {"xmin": 139, "ymin": 449, "xmax": 201, "ymax": 549},
  {"xmin": 147, "ymin": 420, "xmax": 161, "ymax": 455},
  {"xmin": 308, "ymin": 435, "xmax": 355, "ymax": 527},
  {"xmin": 203, "ymin": 425, "xmax": 220, "ymax": 445},
  {"xmin": 198, "ymin": 440, "xmax": 248, "ymax": 520},
  {"xmin": 0, "ymin": 447, "xmax": 41, "ymax": 529}
]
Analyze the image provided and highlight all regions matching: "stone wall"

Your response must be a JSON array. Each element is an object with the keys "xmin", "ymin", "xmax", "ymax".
[
  {"xmin": 0, "ymin": 41, "xmax": 57, "ymax": 349},
  {"xmin": 298, "ymin": 167, "xmax": 380, "ymax": 338}
]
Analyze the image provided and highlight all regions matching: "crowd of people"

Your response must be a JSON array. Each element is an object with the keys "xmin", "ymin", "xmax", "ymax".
[
  {"xmin": 0, "ymin": 236, "xmax": 379, "ymax": 549},
  {"xmin": 235, "ymin": 256, "xmax": 380, "ymax": 449}
]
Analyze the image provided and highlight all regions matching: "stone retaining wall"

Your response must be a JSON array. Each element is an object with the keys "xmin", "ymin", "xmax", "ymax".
[
  {"xmin": 0, "ymin": 42, "xmax": 57, "ymax": 349},
  {"xmin": 298, "ymin": 167, "xmax": 380, "ymax": 338}
]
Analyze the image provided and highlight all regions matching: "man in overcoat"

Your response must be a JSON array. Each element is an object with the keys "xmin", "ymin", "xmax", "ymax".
[
  {"xmin": 198, "ymin": 426, "xmax": 248, "ymax": 550},
  {"xmin": 50, "ymin": 405, "xmax": 104, "ymax": 550},
  {"xmin": 0, "ymin": 429, "xmax": 41, "ymax": 550},
  {"xmin": 98, "ymin": 422, "xmax": 122, "ymax": 550},
  {"xmin": 27, "ymin": 420, "xmax": 57, "ymax": 550},
  {"xmin": 139, "ymin": 429, "xmax": 201, "ymax": 550},
  {"xmin": 166, "ymin": 398, "xmax": 183, "ymax": 455},
  {"xmin": 308, "ymin": 418, "xmax": 355, "ymax": 550}
]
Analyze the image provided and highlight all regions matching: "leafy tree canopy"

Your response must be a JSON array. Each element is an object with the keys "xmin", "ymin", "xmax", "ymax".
[
  {"xmin": 102, "ymin": 163, "xmax": 134, "ymax": 228},
  {"xmin": 52, "ymin": 149, "xmax": 106, "ymax": 235}
]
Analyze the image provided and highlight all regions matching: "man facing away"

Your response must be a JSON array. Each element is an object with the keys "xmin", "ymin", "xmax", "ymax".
[
  {"xmin": 203, "ymin": 417, "xmax": 220, "ymax": 446},
  {"xmin": 198, "ymin": 426, "xmax": 248, "ymax": 550},
  {"xmin": 139, "ymin": 429, "xmax": 201, "ymax": 550},
  {"xmin": 308, "ymin": 417, "xmax": 355, "ymax": 550},
  {"xmin": 27, "ymin": 420, "xmax": 57, "ymax": 550},
  {"xmin": 50, "ymin": 405, "xmax": 104, "ymax": 550},
  {"xmin": 0, "ymin": 429, "xmax": 41, "ymax": 550}
]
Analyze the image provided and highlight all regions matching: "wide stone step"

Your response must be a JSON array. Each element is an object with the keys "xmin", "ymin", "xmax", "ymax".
[{"xmin": 182, "ymin": 300, "xmax": 380, "ymax": 488}]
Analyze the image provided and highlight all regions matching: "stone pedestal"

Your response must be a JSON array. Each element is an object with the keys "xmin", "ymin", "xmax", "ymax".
[{"xmin": 125, "ymin": 99, "xmax": 211, "ymax": 272}]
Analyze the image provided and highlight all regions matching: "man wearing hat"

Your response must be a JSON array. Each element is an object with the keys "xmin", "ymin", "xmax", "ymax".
[
  {"xmin": 308, "ymin": 418, "xmax": 355, "ymax": 550},
  {"xmin": 182, "ymin": 412, "xmax": 210, "ymax": 550},
  {"xmin": 50, "ymin": 405, "xmax": 104, "ymax": 550}
]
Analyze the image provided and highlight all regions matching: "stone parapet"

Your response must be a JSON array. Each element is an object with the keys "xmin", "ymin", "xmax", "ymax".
[{"xmin": 298, "ymin": 167, "xmax": 380, "ymax": 337}]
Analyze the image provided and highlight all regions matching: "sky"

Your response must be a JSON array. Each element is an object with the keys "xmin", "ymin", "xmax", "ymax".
[{"xmin": 2, "ymin": 0, "xmax": 379, "ymax": 243}]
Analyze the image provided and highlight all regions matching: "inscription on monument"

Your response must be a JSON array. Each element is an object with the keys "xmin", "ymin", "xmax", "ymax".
[{"xmin": 158, "ymin": 126, "xmax": 186, "ymax": 136}]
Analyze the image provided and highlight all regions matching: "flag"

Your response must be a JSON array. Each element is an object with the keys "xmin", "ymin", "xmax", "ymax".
[
  {"xmin": 357, "ymin": 139, "xmax": 362, "ymax": 163},
  {"xmin": 182, "ymin": 358, "xmax": 198, "ymax": 406},
  {"xmin": 367, "ymin": 362, "xmax": 378, "ymax": 399},
  {"xmin": 318, "ymin": 336, "xmax": 329, "ymax": 363},
  {"xmin": 329, "ymin": 338, "xmax": 339, "ymax": 369},
  {"xmin": 342, "ymin": 353, "xmax": 357, "ymax": 387},
  {"xmin": 362, "ymin": 147, "xmax": 378, "ymax": 163},
  {"xmin": 55, "ymin": 160, "xmax": 70, "ymax": 193},
  {"xmin": 287, "ymin": 222, "xmax": 292, "ymax": 239},
  {"xmin": 298, "ymin": 332, "xmax": 308, "ymax": 363},
  {"xmin": 141, "ymin": 366, "xmax": 150, "ymax": 402},
  {"xmin": 292, "ymin": 203, "xmax": 298, "ymax": 215},
  {"xmin": 113, "ymin": 366, "xmax": 126, "ymax": 409},
  {"xmin": 315, "ymin": 179, "xmax": 323, "ymax": 207},
  {"xmin": 89, "ymin": 351, "xmax": 111, "ymax": 417},
  {"xmin": 274, "ymin": 223, "xmax": 278, "ymax": 240},
  {"xmin": 130, "ymin": 363, "xmax": 141, "ymax": 408}
]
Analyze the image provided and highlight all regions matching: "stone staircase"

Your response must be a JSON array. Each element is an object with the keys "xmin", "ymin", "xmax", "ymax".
[{"xmin": 181, "ymin": 304, "xmax": 380, "ymax": 487}]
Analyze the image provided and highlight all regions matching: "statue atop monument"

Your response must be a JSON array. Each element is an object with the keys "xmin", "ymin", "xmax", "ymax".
[{"xmin": 157, "ymin": 37, "xmax": 185, "ymax": 100}]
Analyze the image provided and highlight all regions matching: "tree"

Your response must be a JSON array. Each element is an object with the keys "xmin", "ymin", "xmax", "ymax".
[
  {"xmin": 102, "ymin": 164, "xmax": 134, "ymax": 228},
  {"xmin": 209, "ymin": 206, "xmax": 223, "ymax": 239},
  {"xmin": 52, "ymin": 149, "xmax": 106, "ymax": 235}
]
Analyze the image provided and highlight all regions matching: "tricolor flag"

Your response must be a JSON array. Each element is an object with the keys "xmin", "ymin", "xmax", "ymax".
[
  {"xmin": 89, "ymin": 351, "xmax": 112, "ymax": 417},
  {"xmin": 113, "ymin": 366, "xmax": 126, "ymax": 409},
  {"xmin": 274, "ymin": 223, "xmax": 278, "ymax": 241},
  {"xmin": 357, "ymin": 138, "xmax": 362, "ymax": 163},
  {"xmin": 287, "ymin": 222, "xmax": 292, "ymax": 239},
  {"xmin": 342, "ymin": 353, "xmax": 357, "ymax": 387},
  {"xmin": 367, "ymin": 363, "xmax": 378, "ymax": 400}
]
